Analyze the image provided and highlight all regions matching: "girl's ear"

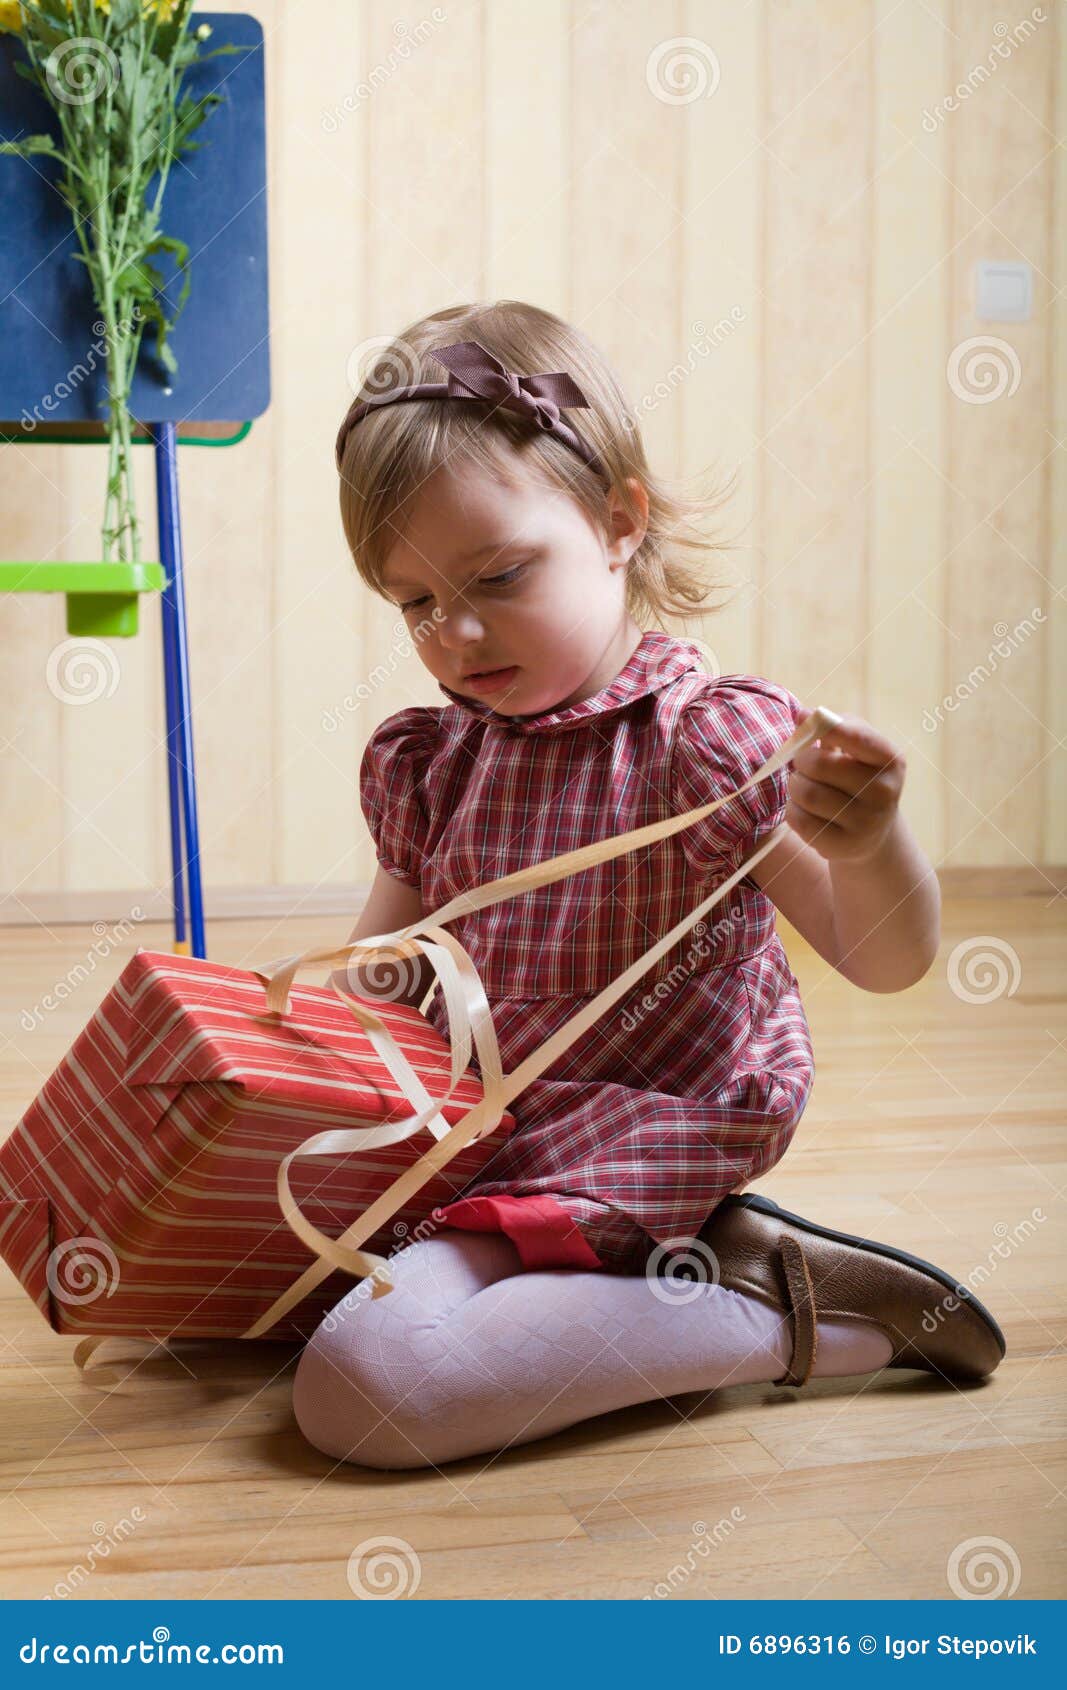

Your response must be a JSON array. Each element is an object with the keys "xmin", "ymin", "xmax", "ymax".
[{"xmin": 605, "ymin": 477, "xmax": 649, "ymax": 561}]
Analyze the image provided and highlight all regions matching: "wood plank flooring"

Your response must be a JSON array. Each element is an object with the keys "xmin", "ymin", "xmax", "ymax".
[{"xmin": 0, "ymin": 896, "xmax": 1062, "ymax": 1599}]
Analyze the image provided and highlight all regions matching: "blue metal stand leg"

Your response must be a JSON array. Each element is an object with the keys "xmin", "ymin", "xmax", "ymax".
[
  {"xmin": 159, "ymin": 572, "xmax": 188, "ymax": 951},
  {"xmin": 152, "ymin": 421, "xmax": 206, "ymax": 959}
]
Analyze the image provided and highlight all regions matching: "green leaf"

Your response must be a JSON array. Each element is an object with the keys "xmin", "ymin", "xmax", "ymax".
[
  {"xmin": 146, "ymin": 231, "xmax": 191, "ymax": 315},
  {"xmin": 11, "ymin": 59, "xmax": 46, "ymax": 88},
  {"xmin": 194, "ymin": 45, "xmax": 246, "ymax": 63},
  {"xmin": 19, "ymin": 5, "xmax": 70, "ymax": 49},
  {"xmin": 0, "ymin": 132, "xmax": 66, "ymax": 161},
  {"xmin": 148, "ymin": 232, "xmax": 190, "ymax": 269},
  {"xmin": 116, "ymin": 38, "xmax": 145, "ymax": 115},
  {"xmin": 168, "ymin": 90, "xmax": 222, "ymax": 156},
  {"xmin": 128, "ymin": 289, "xmax": 179, "ymax": 378},
  {"xmin": 108, "ymin": 0, "xmax": 144, "ymax": 31},
  {"xmin": 114, "ymin": 255, "xmax": 165, "ymax": 302},
  {"xmin": 28, "ymin": 2, "xmax": 73, "ymax": 25}
]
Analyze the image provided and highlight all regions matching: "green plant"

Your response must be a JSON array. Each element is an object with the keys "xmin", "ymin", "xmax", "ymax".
[{"xmin": 0, "ymin": 0, "xmax": 241, "ymax": 561}]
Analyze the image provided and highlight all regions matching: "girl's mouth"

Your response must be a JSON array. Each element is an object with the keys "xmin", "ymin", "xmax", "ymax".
[{"xmin": 464, "ymin": 666, "xmax": 520, "ymax": 694}]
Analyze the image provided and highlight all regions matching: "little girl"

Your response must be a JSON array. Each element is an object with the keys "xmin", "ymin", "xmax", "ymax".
[{"xmin": 292, "ymin": 301, "xmax": 1004, "ymax": 1471}]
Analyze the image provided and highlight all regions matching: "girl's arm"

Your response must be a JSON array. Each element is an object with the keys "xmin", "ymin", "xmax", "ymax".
[
  {"xmin": 327, "ymin": 863, "xmax": 434, "ymax": 1008},
  {"xmin": 747, "ymin": 713, "xmax": 941, "ymax": 993}
]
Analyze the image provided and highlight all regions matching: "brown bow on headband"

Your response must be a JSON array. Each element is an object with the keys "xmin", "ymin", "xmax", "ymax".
[{"xmin": 336, "ymin": 338, "xmax": 608, "ymax": 479}]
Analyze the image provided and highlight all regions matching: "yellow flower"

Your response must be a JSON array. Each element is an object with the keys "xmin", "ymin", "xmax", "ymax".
[
  {"xmin": 0, "ymin": 0, "xmax": 25, "ymax": 35},
  {"xmin": 0, "ymin": 1, "xmax": 188, "ymax": 32}
]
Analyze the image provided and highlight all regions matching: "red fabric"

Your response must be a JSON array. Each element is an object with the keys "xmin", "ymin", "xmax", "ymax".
[
  {"xmin": 436, "ymin": 1193, "xmax": 605, "ymax": 1271},
  {"xmin": 360, "ymin": 631, "xmax": 815, "ymax": 1273}
]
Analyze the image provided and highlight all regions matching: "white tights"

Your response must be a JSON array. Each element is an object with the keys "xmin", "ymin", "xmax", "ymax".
[{"xmin": 292, "ymin": 1228, "xmax": 893, "ymax": 1470}]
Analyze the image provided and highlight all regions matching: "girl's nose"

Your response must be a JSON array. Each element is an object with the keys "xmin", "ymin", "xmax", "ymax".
[{"xmin": 435, "ymin": 604, "xmax": 487, "ymax": 646}]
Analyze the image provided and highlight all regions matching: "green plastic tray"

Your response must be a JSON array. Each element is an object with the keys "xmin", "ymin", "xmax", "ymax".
[{"xmin": 0, "ymin": 560, "xmax": 166, "ymax": 637}]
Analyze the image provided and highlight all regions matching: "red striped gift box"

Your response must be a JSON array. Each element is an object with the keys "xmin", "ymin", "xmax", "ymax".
[{"xmin": 0, "ymin": 948, "xmax": 516, "ymax": 1343}]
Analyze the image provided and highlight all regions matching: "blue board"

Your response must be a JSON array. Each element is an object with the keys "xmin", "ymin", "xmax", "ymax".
[{"xmin": 0, "ymin": 12, "xmax": 269, "ymax": 428}]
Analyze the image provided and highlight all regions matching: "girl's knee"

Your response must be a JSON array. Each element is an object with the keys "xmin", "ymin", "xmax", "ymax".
[
  {"xmin": 292, "ymin": 1321, "xmax": 438, "ymax": 1471},
  {"xmin": 292, "ymin": 1231, "xmax": 526, "ymax": 1470}
]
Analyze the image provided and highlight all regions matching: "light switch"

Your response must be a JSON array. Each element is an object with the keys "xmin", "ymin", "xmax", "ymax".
[{"xmin": 975, "ymin": 260, "xmax": 1032, "ymax": 323}]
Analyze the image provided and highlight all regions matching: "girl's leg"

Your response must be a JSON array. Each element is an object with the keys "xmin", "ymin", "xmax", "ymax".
[{"xmin": 292, "ymin": 1228, "xmax": 891, "ymax": 1470}]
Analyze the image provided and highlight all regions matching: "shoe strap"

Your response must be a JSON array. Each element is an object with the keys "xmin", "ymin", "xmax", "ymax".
[{"xmin": 775, "ymin": 1235, "xmax": 819, "ymax": 1387}]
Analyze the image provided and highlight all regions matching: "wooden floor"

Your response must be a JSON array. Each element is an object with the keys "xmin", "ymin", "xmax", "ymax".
[{"xmin": 0, "ymin": 897, "xmax": 1063, "ymax": 1600}]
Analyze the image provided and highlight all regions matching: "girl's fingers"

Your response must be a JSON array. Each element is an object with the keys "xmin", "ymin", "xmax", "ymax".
[
  {"xmin": 806, "ymin": 711, "xmax": 904, "ymax": 769},
  {"xmin": 785, "ymin": 799, "xmax": 852, "ymax": 852},
  {"xmin": 792, "ymin": 745, "xmax": 904, "ymax": 808},
  {"xmin": 789, "ymin": 772, "xmax": 868, "ymax": 828},
  {"xmin": 791, "ymin": 745, "xmax": 871, "ymax": 794}
]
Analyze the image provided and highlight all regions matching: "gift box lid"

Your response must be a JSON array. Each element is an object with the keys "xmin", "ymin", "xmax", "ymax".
[{"xmin": 119, "ymin": 948, "xmax": 496, "ymax": 1126}]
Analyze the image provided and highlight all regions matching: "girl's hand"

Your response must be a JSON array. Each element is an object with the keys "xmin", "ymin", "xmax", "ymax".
[{"xmin": 786, "ymin": 710, "xmax": 907, "ymax": 863}]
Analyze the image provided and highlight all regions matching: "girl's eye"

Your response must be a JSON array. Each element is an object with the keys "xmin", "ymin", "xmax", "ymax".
[
  {"xmin": 399, "ymin": 563, "xmax": 528, "ymax": 614},
  {"xmin": 479, "ymin": 563, "xmax": 527, "ymax": 592}
]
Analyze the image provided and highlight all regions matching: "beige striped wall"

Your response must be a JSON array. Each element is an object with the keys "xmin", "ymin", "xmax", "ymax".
[{"xmin": 1, "ymin": 0, "xmax": 1063, "ymax": 920}]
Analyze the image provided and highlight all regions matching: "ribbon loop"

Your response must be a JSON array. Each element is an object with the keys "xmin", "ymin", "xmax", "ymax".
[{"xmin": 436, "ymin": 341, "xmax": 588, "ymax": 430}]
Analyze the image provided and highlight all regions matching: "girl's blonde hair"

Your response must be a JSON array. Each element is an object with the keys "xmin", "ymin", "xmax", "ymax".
[{"xmin": 337, "ymin": 299, "xmax": 741, "ymax": 629}]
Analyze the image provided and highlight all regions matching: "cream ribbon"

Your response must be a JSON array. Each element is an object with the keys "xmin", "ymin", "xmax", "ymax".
[{"xmin": 72, "ymin": 702, "xmax": 839, "ymax": 1381}]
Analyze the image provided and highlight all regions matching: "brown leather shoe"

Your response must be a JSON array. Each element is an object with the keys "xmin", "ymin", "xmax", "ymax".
[{"xmin": 699, "ymin": 1194, "xmax": 1006, "ymax": 1386}]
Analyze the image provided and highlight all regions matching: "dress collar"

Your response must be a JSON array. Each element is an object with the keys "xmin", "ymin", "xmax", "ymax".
[{"xmin": 436, "ymin": 629, "xmax": 709, "ymax": 735}]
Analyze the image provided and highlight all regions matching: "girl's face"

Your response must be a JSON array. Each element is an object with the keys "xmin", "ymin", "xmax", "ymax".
[{"xmin": 380, "ymin": 455, "xmax": 649, "ymax": 717}]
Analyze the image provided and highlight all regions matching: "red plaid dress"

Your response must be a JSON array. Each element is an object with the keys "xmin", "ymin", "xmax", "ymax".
[{"xmin": 359, "ymin": 630, "xmax": 814, "ymax": 1273}]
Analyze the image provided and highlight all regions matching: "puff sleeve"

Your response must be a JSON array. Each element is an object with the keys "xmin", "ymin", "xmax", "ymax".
[
  {"xmin": 359, "ymin": 708, "xmax": 439, "ymax": 888},
  {"xmin": 669, "ymin": 675, "xmax": 803, "ymax": 880}
]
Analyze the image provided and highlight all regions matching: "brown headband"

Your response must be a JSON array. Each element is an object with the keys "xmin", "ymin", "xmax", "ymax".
[{"xmin": 335, "ymin": 338, "xmax": 609, "ymax": 480}]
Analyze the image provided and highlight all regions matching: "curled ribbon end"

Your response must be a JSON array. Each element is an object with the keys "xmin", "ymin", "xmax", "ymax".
[
  {"xmin": 250, "ymin": 972, "xmax": 289, "ymax": 1018},
  {"xmin": 72, "ymin": 1333, "xmax": 170, "ymax": 1391},
  {"xmin": 809, "ymin": 705, "xmax": 844, "ymax": 737}
]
